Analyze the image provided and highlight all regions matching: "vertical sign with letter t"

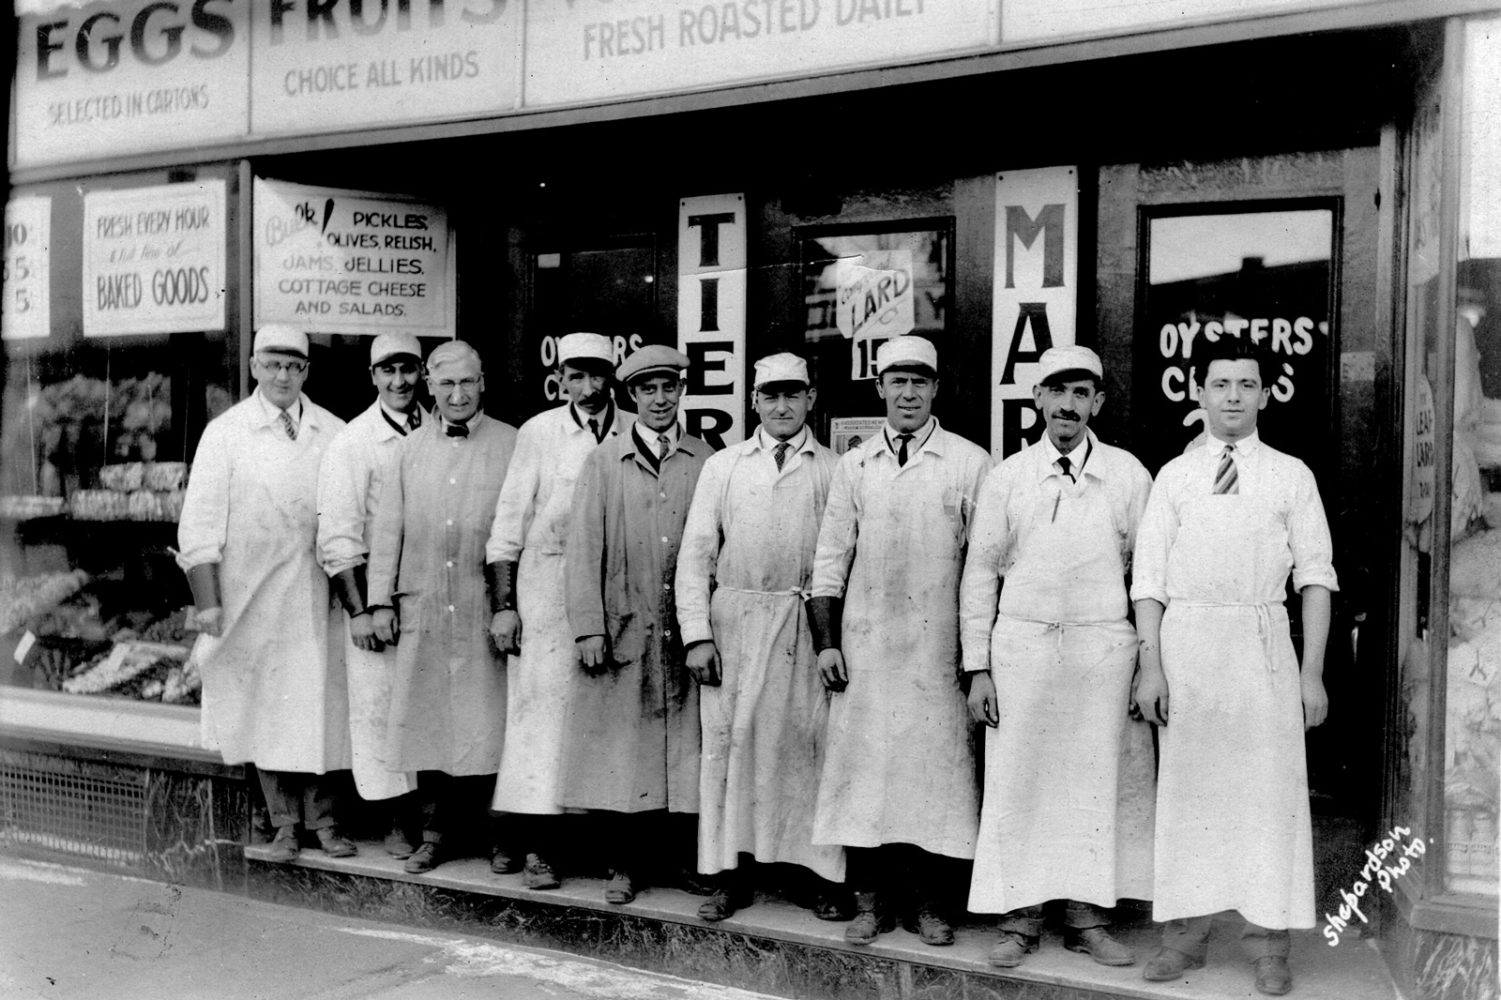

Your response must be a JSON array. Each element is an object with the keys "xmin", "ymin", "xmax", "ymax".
[{"xmin": 678, "ymin": 194, "xmax": 747, "ymax": 450}]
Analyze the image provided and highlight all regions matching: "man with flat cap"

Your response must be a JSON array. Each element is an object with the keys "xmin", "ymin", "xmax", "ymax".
[
  {"xmin": 676, "ymin": 352, "xmax": 847, "ymax": 923},
  {"xmin": 316, "ymin": 332, "xmax": 428, "ymax": 857},
  {"xmin": 961, "ymin": 345, "xmax": 1155, "ymax": 969},
  {"xmin": 178, "ymin": 323, "xmax": 354, "ymax": 862},
  {"xmin": 368, "ymin": 340, "xmax": 519, "ymax": 874},
  {"xmin": 485, "ymin": 332, "xmax": 630, "ymax": 890},
  {"xmin": 563, "ymin": 343, "xmax": 709, "ymax": 905},
  {"xmin": 808, "ymin": 334, "xmax": 991, "ymax": 947}
]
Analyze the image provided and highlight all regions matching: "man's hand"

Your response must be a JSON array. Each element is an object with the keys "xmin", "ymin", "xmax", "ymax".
[
  {"xmin": 1302, "ymin": 673, "xmax": 1329, "ymax": 729},
  {"xmin": 966, "ymin": 671, "xmax": 999, "ymax": 727},
  {"xmin": 194, "ymin": 606, "xmax": 223, "ymax": 637},
  {"xmin": 490, "ymin": 610, "xmax": 522, "ymax": 655},
  {"xmin": 348, "ymin": 611, "xmax": 382, "ymax": 652},
  {"xmin": 817, "ymin": 649, "xmax": 848, "ymax": 692},
  {"xmin": 372, "ymin": 608, "xmax": 400, "ymax": 646},
  {"xmin": 1132, "ymin": 666, "xmax": 1169, "ymax": 726},
  {"xmin": 685, "ymin": 641, "xmax": 721, "ymax": 686},
  {"xmin": 576, "ymin": 635, "xmax": 609, "ymax": 675}
]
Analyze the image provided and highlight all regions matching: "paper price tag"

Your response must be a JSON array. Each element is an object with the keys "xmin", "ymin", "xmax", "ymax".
[{"xmin": 14, "ymin": 630, "xmax": 36, "ymax": 664}]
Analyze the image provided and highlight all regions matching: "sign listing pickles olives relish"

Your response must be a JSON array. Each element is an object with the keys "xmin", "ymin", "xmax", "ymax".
[{"xmin": 82, "ymin": 181, "xmax": 227, "ymax": 337}]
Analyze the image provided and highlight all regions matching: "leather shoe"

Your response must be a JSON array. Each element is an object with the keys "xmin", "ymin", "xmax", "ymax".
[
  {"xmin": 845, "ymin": 892, "xmax": 894, "ymax": 946},
  {"xmin": 903, "ymin": 903, "xmax": 955, "ymax": 946},
  {"xmin": 522, "ymin": 853, "xmax": 561, "ymax": 890},
  {"xmin": 1143, "ymin": 946, "xmax": 1206, "ymax": 982},
  {"xmin": 987, "ymin": 932, "xmax": 1038, "ymax": 968},
  {"xmin": 490, "ymin": 847, "xmax": 521, "ymax": 875},
  {"xmin": 265, "ymin": 825, "xmax": 300, "ymax": 863},
  {"xmin": 404, "ymin": 841, "xmax": 443, "ymax": 874},
  {"xmin": 315, "ymin": 827, "xmax": 358, "ymax": 858},
  {"xmin": 604, "ymin": 870, "xmax": 637, "ymax": 905},
  {"xmin": 384, "ymin": 827, "xmax": 417, "ymax": 859},
  {"xmin": 813, "ymin": 889, "xmax": 855, "ymax": 922},
  {"xmin": 1253, "ymin": 956, "xmax": 1293, "ymax": 996},
  {"xmin": 1065, "ymin": 926, "xmax": 1135, "ymax": 967},
  {"xmin": 697, "ymin": 887, "xmax": 750, "ymax": 922}
]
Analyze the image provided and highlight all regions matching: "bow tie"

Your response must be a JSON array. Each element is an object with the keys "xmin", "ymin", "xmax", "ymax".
[{"xmin": 445, "ymin": 422, "xmax": 469, "ymax": 438}]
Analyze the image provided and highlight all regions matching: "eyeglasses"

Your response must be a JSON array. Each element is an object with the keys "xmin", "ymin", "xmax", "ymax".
[
  {"xmin": 259, "ymin": 358, "xmax": 308, "ymax": 375},
  {"xmin": 430, "ymin": 377, "xmax": 481, "ymax": 392}
]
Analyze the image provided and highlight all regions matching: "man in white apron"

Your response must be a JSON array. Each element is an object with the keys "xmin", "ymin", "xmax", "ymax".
[
  {"xmin": 368, "ymin": 341, "xmax": 519, "ymax": 874},
  {"xmin": 563, "ymin": 345, "xmax": 710, "ymax": 906},
  {"xmin": 807, "ymin": 335, "xmax": 992, "ymax": 947},
  {"xmin": 960, "ymin": 345, "xmax": 1155, "ymax": 968},
  {"xmin": 178, "ymin": 323, "xmax": 353, "ymax": 863},
  {"xmin": 316, "ymin": 332, "xmax": 427, "ymax": 858},
  {"xmin": 485, "ymin": 332, "xmax": 628, "ymax": 891},
  {"xmin": 1131, "ymin": 336, "xmax": 1337, "ymax": 997},
  {"xmin": 676, "ymin": 353, "xmax": 847, "ymax": 923}
]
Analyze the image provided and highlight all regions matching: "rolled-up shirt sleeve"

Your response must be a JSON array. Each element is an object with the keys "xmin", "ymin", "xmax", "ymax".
[
  {"xmin": 1289, "ymin": 464, "xmax": 1339, "ymax": 593},
  {"xmin": 675, "ymin": 456, "xmax": 726, "ymax": 647},
  {"xmin": 486, "ymin": 421, "xmax": 540, "ymax": 566},
  {"xmin": 810, "ymin": 452, "xmax": 860, "ymax": 600},
  {"xmin": 176, "ymin": 418, "xmax": 231, "ymax": 570},
  {"xmin": 316, "ymin": 430, "xmax": 370, "ymax": 577},
  {"xmin": 1129, "ymin": 473, "xmax": 1177, "ymax": 608},
  {"xmin": 959, "ymin": 468, "xmax": 1010, "ymax": 674},
  {"xmin": 366, "ymin": 440, "xmax": 406, "ymax": 608}
]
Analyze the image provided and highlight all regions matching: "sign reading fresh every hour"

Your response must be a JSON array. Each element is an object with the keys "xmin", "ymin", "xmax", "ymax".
[{"xmin": 255, "ymin": 179, "xmax": 452, "ymax": 335}]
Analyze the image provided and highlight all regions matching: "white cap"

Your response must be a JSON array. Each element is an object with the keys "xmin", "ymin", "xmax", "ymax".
[
  {"xmin": 370, "ymin": 332, "xmax": 422, "ymax": 367},
  {"xmin": 557, "ymin": 332, "xmax": 614, "ymax": 367},
  {"xmin": 253, "ymin": 323, "xmax": 309, "ymax": 359},
  {"xmin": 1037, "ymin": 345, "xmax": 1103, "ymax": 384},
  {"xmin": 753, "ymin": 352, "xmax": 810, "ymax": 389},
  {"xmin": 874, "ymin": 335, "xmax": 938, "ymax": 376}
]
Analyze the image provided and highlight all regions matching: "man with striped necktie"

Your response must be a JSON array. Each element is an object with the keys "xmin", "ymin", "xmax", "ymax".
[
  {"xmin": 316, "ymin": 332, "xmax": 430, "ymax": 859},
  {"xmin": 1131, "ymin": 335, "xmax": 1337, "ymax": 997}
]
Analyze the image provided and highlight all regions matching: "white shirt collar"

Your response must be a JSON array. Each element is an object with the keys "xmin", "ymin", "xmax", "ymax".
[
  {"xmin": 1206, "ymin": 428, "xmax": 1261, "ymax": 458},
  {"xmin": 754, "ymin": 425, "xmax": 810, "ymax": 454},
  {"xmin": 255, "ymin": 388, "xmax": 302, "ymax": 428},
  {"xmin": 882, "ymin": 417, "xmax": 936, "ymax": 459},
  {"xmin": 632, "ymin": 419, "xmax": 681, "ymax": 453},
  {"xmin": 1039, "ymin": 429, "xmax": 1095, "ymax": 480}
]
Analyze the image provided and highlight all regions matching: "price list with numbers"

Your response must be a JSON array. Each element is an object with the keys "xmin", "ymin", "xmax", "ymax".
[{"xmin": 2, "ymin": 197, "xmax": 51, "ymax": 341}]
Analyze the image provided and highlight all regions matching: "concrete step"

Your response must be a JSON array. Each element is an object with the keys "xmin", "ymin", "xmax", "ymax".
[{"xmin": 245, "ymin": 841, "xmax": 1400, "ymax": 1000}]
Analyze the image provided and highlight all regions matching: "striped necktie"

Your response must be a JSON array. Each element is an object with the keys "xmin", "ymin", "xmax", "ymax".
[
  {"xmin": 658, "ymin": 434, "xmax": 670, "ymax": 462},
  {"xmin": 278, "ymin": 409, "xmax": 297, "ymax": 441},
  {"xmin": 1214, "ymin": 445, "xmax": 1239, "ymax": 495},
  {"xmin": 775, "ymin": 442, "xmax": 790, "ymax": 471}
]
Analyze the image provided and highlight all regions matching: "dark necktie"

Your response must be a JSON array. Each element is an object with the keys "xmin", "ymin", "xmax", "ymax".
[
  {"xmin": 409, "ymin": 409, "xmax": 422, "ymax": 432},
  {"xmin": 446, "ymin": 421, "xmax": 468, "ymax": 438},
  {"xmin": 588, "ymin": 417, "xmax": 601, "ymax": 442},
  {"xmin": 896, "ymin": 433, "xmax": 914, "ymax": 467},
  {"xmin": 775, "ymin": 442, "xmax": 790, "ymax": 471},
  {"xmin": 1214, "ymin": 445, "xmax": 1239, "ymax": 495},
  {"xmin": 278, "ymin": 409, "xmax": 297, "ymax": 441},
  {"xmin": 1058, "ymin": 455, "xmax": 1073, "ymax": 482},
  {"xmin": 658, "ymin": 434, "xmax": 671, "ymax": 462}
]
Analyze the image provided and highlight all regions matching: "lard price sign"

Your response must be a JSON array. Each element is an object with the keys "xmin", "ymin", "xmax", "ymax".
[
  {"xmin": 255, "ymin": 179, "xmax": 453, "ymax": 335},
  {"xmin": 83, "ymin": 182, "xmax": 227, "ymax": 337}
]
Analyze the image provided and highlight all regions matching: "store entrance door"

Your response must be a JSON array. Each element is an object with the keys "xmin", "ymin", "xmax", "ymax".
[{"xmin": 1095, "ymin": 147, "xmax": 1391, "ymax": 903}]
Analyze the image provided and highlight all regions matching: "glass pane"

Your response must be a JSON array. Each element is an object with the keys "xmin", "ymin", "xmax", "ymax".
[{"xmin": 800, "ymin": 225, "xmax": 951, "ymax": 451}]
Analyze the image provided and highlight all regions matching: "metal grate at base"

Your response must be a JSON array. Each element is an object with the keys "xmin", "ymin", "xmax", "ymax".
[{"xmin": 0, "ymin": 752, "xmax": 147, "ymax": 867}]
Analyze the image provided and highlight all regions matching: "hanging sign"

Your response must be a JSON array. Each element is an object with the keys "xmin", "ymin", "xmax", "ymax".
[
  {"xmin": 254, "ymin": 179, "xmax": 454, "ymax": 335},
  {"xmin": 677, "ymin": 193, "xmax": 746, "ymax": 450},
  {"xmin": 250, "ymin": 0, "xmax": 522, "ymax": 135},
  {"xmin": 14, "ymin": 0, "xmax": 250, "ymax": 168},
  {"xmin": 991, "ymin": 166, "xmax": 1078, "ymax": 459},
  {"xmin": 837, "ymin": 249, "xmax": 914, "ymax": 380},
  {"xmin": 82, "ymin": 181, "xmax": 228, "ymax": 337},
  {"xmin": 2, "ymin": 197, "xmax": 53, "ymax": 341}
]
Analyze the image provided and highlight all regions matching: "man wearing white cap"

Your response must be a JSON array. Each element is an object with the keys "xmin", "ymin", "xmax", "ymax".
[
  {"xmin": 315, "ymin": 332, "xmax": 428, "ymax": 858},
  {"xmin": 178, "ymin": 323, "xmax": 353, "ymax": 863},
  {"xmin": 563, "ymin": 344, "xmax": 709, "ymax": 905},
  {"xmin": 367, "ymin": 340, "xmax": 519, "ymax": 874},
  {"xmin": 961, "ymin": 344, "xmax": 1155, "ymax": 969},
  {"xmin": 484, "ymin": 332, "xmax": 629, "ymax": 890},
  {"xmin": 807, "ymin": 334, "xmax": 991, "ymax": 947},
  {"xmin": 675, "ymin": 352, "xmax": 846, "ymax": 923}
]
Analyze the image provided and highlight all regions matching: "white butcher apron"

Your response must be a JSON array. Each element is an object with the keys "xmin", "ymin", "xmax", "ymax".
[{"xmin": 1153, "ymin": 491, "xmax": 1315, "ymax": 929}]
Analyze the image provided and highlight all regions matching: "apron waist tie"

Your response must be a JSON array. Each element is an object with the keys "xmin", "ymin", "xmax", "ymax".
[
  {"xmin": 714, "ymin": 584, "xmax": 808, "ymax": 599},
  {"xmin": 998, "ymin": 616, "xmax": 1130, "ymax": 663},
  {"xmin": 1174, "ymin": 599, "xmax": 1279, "ymax": 671}
]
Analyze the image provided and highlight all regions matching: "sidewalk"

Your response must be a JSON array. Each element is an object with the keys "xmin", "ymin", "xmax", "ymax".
[{"xmin": 0, "ymin": 855, "xmax": 780, "ymax": 1000}]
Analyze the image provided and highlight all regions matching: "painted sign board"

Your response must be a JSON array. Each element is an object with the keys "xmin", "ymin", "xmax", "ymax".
[
  {"xmin": 677, "ymin": 193, "xmax": 747, "ymax": 450},
  {"xmin": 2, "ymin": 197, "xmax": 53, "ymax": 341}
]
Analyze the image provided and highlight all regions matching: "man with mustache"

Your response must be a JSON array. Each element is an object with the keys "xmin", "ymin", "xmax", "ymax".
[
  {"xmin": 1132, "ymin": 335, "xmax": 1337, "ymax": 996},
  {"xmin": 316, "ymin": 332, "xmax": 428, "ymax": 858},
  {"xmin": 960, "ymin": 345, "xmax": 1155, "ymax": 969},
  {"xmin": 485, "ymin": 332, "xmax": 629, "ymax": 890},
  {"xmin": 562, "ymin": 344, "xmax": 709, "ymax": 906},
  {"xmin": 368, "ymin": 340, "xmax": 519, "ymax": 874},
  {"xmin": 807, "ymin": 335, "xmax": 991, "ymax": 947}
]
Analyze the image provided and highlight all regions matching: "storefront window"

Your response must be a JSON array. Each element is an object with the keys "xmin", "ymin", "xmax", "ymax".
[{"xmin": 799, "ymin": 222, "xmax": 952, "ymax": 450}]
